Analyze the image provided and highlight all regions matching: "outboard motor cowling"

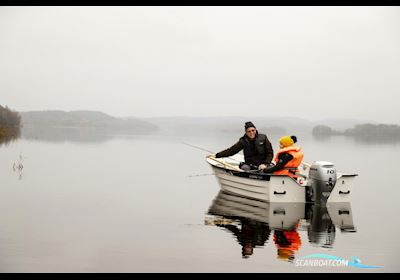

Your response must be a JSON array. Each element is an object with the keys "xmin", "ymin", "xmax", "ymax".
[{"xmin": 307, "ymin": 161, "xmax": 337, "ymax": 205}]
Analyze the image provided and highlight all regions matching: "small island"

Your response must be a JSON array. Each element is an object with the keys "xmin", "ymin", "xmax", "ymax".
[{"xmin": 312, "ymin": 123, "xmax": 400, "ymax": 142}]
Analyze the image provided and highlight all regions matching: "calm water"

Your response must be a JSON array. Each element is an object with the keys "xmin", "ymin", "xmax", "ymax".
[{"xmin": 0, "ymin": 129, "xmax": 399, "ymax": 272}]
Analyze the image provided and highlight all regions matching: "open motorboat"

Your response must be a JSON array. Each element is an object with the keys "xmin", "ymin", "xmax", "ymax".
[{"xmin": 206, "ymin": 154, "xmax": 358, "ymax": 203}]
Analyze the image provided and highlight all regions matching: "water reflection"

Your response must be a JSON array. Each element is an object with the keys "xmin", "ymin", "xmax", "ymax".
[
  {"xmin": 274, "ymin": 227, "xmax": 301, "ymax": 262},
  {"xmin": 207, "ymin": 217, "xmax": 271, "ymax": 259},
  {"xmin": 351, "ymin": 136, "xmax": 400, "ymax": 144},
  {"xmin": 305, "ymin": 204, "xmax": 355, "ymax": 249},
  {"xmin": 304, "ymin": 202, "xmax": 356, "ymax": 251},
  {"xmin": 205, "ymin": 191, "xmax": 356, "ymax": 262},
  {"xmin": 12, "ymin": 154, "xmax": 24, "ymax": 180},
  {"xmin": 311, "ymin": 134, "xmax": 332, "ymax": 142},
  {"xmin": 313, "ymin": 134, "xmax": 400, "ymax": 144},
  {"xmin": 21, "ymin": 125, "xmax": 115, "ymax": 143},
  {"xmin": 21, "ymin": 125, "xmax": 156, "ymax": 143},
  {"xmin": 0, "ymin": 126, "xmax": 20, "ymax": 146}
]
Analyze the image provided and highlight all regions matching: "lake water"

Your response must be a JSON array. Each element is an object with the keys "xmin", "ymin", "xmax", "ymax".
[{"xmin": 0, "ymin": 129, "xmax": 399, "ymax": 272}]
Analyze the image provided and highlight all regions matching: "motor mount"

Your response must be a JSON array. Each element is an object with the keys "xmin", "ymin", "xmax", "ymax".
[{"xmin": 307, "ymin": 161, "xmax": 337, "ymax": 204}]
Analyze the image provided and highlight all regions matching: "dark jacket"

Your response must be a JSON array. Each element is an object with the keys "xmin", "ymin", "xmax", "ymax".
[
  {"xmin": 215, "ymin": 132, "xmax": 273, "ymax": 166},
  {"xmin": 217, "ymin": 219, "xmax": 271, "ymax": 248},
  {"xmin": 263, "ymin": 153, "xmax": 293, "ymax": 173}
]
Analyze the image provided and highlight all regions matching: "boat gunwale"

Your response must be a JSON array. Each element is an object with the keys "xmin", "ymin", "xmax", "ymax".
[
  {"xmin": 209, "ymin": 162, "xmax": 272, "ymax": 181},
  {"xmin": 209, "ymin": 162, "xmax": 302, "ymax": 185}
]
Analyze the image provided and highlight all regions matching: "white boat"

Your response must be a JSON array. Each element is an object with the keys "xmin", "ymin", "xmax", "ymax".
[{"xmin": 206, "ymin": 154, "xmax": 357, "ymax": 204}]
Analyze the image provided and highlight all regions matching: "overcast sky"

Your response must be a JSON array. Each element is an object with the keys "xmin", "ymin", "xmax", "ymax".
[{"xmin": 0, "ymin": 6, "xmax": 399, "ymax": 123}]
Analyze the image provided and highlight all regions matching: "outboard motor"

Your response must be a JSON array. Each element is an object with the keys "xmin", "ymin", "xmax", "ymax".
[{"xmin": 307, "ymin": 161, "xmax": 337, "ymax": 205}]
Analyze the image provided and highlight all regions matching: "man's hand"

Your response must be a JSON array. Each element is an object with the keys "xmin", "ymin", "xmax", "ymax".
[{"xmin": 258, "ymin": 164, "xmax": 267, "ymax": 171}]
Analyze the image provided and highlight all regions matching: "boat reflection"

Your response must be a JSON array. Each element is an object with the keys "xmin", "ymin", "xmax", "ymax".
[
  {"xmin": 305, "ymin": 203, "xmax": 356, "ymax": 249},
  {"xmin": 205, "ymin": 190, "xmax": 356, "ymax": 261},
  {"xmin": 205, "ymin": 213, "xmax": 271, "ymax": 259}
]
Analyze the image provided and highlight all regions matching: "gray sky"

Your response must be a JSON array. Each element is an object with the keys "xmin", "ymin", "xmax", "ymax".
[{"xmin": 1, "ymin": 6, "xmax": 399, "ymax": 123}]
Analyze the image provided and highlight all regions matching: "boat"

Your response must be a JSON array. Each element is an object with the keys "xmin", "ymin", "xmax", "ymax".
[{"xmin": 206, "ymin": 154, "xmax": 358, "ymax": 203}]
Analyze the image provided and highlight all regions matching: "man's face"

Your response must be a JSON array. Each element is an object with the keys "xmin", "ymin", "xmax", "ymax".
[
  {"xmin": 245, "ymin": 127, "xmax": 256, "ymax": 140},
  {"xmin": 243, "ymin": 243, "xmax": 254, "ymax": 256}
]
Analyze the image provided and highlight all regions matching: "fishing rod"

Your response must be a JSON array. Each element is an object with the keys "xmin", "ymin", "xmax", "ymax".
[
  {"xmin": 181, "ymin": 142, "xmax": 214, "ymax": 154},
  {"xmin": 182, "ymin": 142, "xmax": 243, "ymax": 175},
  {"xmin": 186, "ymin": 173, "xmax": 215, "ymax": 178},
  {"xmin": 182, "ymin": 142, "xmax": 263, "ymax": 173},
  {"xmin": 181, "ymin": 142, "xmax": 241, "ymax": 162},
  {"xmin": 207, "ymin": 155, "xmax": 243, "ymax": 172}
]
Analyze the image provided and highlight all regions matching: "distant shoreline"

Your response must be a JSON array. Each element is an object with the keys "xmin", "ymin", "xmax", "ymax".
[{"xmin": 2, "ymin": 109, "xmax": 398, "ymax": 143}]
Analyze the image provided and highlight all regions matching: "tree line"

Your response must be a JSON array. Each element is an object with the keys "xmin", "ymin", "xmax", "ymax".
[
  {"xmin": 312, "ymin": 123, "xmax": 400, "ymax": 141},
  {"xmin": 0, "ymin": 105, "xmax": 21, "ymax": 142},
  {"xmin": 0, "ymin": 105, "xmax": 21, "ymax": 127}
]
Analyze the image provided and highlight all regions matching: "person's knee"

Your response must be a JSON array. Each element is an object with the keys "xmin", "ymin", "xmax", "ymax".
[{"xmin": 239, "ymin": 163, "xmax": 251, "ymax": 171}]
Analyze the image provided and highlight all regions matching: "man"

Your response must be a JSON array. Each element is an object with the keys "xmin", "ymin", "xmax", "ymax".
[{"xmin": 211, "ymin": 121, "xmax": 274, "ymax": 171}]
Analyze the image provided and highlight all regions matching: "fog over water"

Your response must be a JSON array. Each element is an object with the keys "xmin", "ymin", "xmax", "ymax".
[
  {"xmin": 0, "ymin": 6, "xmax": 399, "ymax": 123},
  {"xmin": 1, "ymin": 6, "xmax": 399, "ymax": 273}
]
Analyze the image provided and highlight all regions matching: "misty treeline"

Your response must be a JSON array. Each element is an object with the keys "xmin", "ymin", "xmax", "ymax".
[
  {"xmin": 0, "ymin": 105, "xmax": 21, "ymax": 127},
  {"xmin": 0, "ymin": 105, "xmax": 21, "ymax": 142},
  {"xmin": 313, "ymin": 124, "xmax": 400, "ymax": 139}
]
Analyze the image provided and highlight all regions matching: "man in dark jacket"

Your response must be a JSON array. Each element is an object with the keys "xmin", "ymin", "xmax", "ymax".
[{"xmin": 213, "ymin": 121, "xmax": 274, "ymax": 171}]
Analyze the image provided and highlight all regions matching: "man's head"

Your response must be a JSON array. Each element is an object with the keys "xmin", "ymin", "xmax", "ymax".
[
  {"xmin": 244, "ymin": 121, "xmax": 257, "ymax": 140},
  {"xmin": 242, "ymin": 243, "xmax": 254, "ymax": 258}
]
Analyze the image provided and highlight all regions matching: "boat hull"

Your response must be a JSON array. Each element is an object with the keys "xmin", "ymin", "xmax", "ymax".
[
  {"xmin": 206, "ymin": 157, "xmax": 356, "ymax": 203},
  {"xmin": 209, "ymin": 163, "xmax": 306, "ymax": 203}
]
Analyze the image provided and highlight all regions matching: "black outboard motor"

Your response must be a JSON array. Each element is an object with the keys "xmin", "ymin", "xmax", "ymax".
[{"xmin": 307, "ymin": 161, "xmax": 337, "ymax": 205}]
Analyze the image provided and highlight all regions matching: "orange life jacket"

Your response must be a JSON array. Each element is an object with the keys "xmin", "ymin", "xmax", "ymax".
[
  {"xmin": 273, "ymin": 145, "xmax": 304, "ymax": 178},
  {"xmin": 274, "ymin": 230, "xmax": 302, "ymax": 251}
]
